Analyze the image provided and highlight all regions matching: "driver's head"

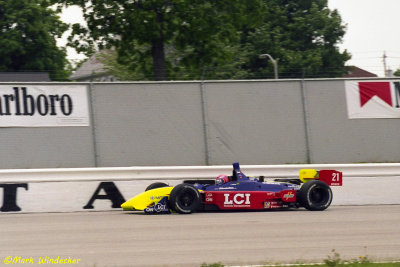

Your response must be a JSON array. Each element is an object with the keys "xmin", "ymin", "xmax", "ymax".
[{"xmin": 216, "ymin": 174, "xmax": 229, "ymax": 185}]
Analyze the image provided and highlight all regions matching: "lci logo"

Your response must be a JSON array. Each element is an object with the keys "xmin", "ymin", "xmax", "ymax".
[{"xmin": 223, "ymin": 193, "xmax": 251, "ymax": 205}]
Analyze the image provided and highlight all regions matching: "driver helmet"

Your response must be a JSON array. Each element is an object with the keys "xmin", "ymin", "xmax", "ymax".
[{"xmin": 216, "ymin": 174, "xmax": 230, "ymax": 185}]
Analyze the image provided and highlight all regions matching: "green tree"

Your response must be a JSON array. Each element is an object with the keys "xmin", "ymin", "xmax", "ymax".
[
  {"xmin": 61, "ymin": 0, "xmax": 349, "ymax": 80},
  {"xmin": 55, "ymin": 0, "xmax": 264, "ymax": 80},
  {"xmin": 0, "ymin": 0, "xmax": 70, "ymax": 80},
  {"xmin": 239, "ymin": 0, "xmax": 350, "ymax": 79},
  {"xmin": 96, "ymin": 50, "xmax": 146, "ymax": 81}
]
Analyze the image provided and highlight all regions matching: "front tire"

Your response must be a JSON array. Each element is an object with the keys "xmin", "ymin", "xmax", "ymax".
[
  {"xmin": 169, "ymin": 184, "xmax": 200, "ymax": 214},
  {"xmin": 297, "ymin": 180, "xmax": 332, "ymax": 211},
  {"xmin": 145, "ymin": 182, "xmax": 168, "ymax": 191}
]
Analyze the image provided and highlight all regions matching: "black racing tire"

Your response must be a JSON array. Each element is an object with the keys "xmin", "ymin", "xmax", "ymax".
[
  {"xmin": 145, "ymin": 182, "xmax": 169, "ymax": 191},
  {"xmin": 169, "ymin": 184, "xmax": 200, "ymax": 214},
  {"xmin": 297, "ymin": 180, "xmax": 332, "ymax": 211}
]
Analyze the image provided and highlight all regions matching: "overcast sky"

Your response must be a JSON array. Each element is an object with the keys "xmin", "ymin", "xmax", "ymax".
[
  {"xmin": 60, "ymin": 1, "xmax": 400, "ymax": 77},
  {"xmin": 328, "ymin": 0, "xmax": 400, "ymax": 77}
]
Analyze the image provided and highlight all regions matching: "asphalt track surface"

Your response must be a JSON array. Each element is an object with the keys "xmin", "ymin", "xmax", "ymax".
[{"xmin": 1, "ymin": 205, "xmax": 400, "ymax": 267}]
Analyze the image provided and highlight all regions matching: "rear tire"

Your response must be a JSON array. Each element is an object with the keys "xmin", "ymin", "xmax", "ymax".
[
  {"xmin": 169, "ymin": 184, "xmax": 200, "ymax": 214},
  {"xmin": 297, "ymin": 180, "xmax": 332, "ymax": 211},
  {"xmin": 145, "ymin": 182, "xmax": 168, "ymax": 191}
]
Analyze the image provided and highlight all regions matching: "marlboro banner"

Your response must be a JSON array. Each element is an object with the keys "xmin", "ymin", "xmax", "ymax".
[
  {"xmin": 345, "ymin": 80, "xmax": 400, "ymax": 119},
  {"xmin": 0, "ymin": 85, "xmax": 90, "ymax": 127}
]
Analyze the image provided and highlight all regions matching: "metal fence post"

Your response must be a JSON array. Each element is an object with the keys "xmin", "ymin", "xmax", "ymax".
[
  {"xmin": 300, "ymin": 78, "xmax": 312, "ymax": 164},
  {"xmin": 88, "ymin": 82, "xmax": 99, "ymax": 167},
  {"xmin": 200, "ymin": 78, "xmax": 211, "ymax": 166}
]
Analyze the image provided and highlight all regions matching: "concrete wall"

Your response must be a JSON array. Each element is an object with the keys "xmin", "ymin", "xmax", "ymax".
[
  {"xmin": 0, "ymin": 78, "xmax": 399, "ymax": 169},
  {"xmin": 203, "ymin": 80, "xmax": 307, "ymax": 165},
  {"xmin": 92, "ymin": 82, "xmax": 206, "ymax": 166},
  {"xmin": 0, "ymin": 127, "xmax": 94, "ymax": 169},
  {"xmin": 305, "ymin": 80, "xmax": 400, "ymax": 163}
]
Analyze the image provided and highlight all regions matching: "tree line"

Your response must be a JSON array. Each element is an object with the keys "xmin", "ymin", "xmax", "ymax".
[{"xmin": 1, "ymin": 0, "xmax": 351, "ymax": 81}]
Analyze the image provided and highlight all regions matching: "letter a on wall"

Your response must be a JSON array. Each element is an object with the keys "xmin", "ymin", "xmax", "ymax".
[
  {"xmin": 345, "ymin": 80, "xmax": 400, "ymax": 118},
  {"xmin": 83, "ymin": 182, "xmax": 126, "ymax": 209}
]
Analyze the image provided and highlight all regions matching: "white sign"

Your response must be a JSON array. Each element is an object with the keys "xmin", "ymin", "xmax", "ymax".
[
  {"xmin": 0, "ymin": 180, "xmax": 164, "ymax": 213},
  {"xmin": 0, "ymin": 85, "xmax": 89, "ymax": 127},
  {"xmin": 345, "ymin": 80, "xmax": 400, "ymax": 118}
]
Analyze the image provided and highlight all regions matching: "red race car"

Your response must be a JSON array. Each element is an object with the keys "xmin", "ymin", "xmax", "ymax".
[{"xmin": 121, "ymin": 162, "xmax": 343, "ymax": 214}]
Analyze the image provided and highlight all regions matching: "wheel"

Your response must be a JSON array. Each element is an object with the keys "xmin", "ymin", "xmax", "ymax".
[
  {"xmin": 145, "ymin": 182, "xmax": 169, "ymax": 191},
  {"xmin": 169, "ymin": 184, "xmax": 200, "ymax": 214},
  {"xmin": 297, "ymin": 180, "xmax": 332, "ymax": 211}
]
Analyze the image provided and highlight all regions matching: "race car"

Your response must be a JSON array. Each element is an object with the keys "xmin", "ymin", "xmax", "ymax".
[{"xmin": 121, "ymin": 162, "xmax": 342, "ymax": 214}]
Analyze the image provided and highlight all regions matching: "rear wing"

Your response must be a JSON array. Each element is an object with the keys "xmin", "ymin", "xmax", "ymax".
[{"xmin": 299, "ymin": 169, "xmax": 342, "ymax": 186}]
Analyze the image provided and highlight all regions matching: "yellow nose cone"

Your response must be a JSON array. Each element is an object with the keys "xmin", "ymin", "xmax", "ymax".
[
  {"xmin": 121, "ymin": 187, "xmax": 174, "ymax": 211},
  {"xmin": 121, "ymin": 201, "xmax": 134, "ymax": 211}
]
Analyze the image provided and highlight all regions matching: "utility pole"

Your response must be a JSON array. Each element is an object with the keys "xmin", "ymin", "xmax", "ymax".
[{"xmin": 383, "ymin": 51, "xmax": 387, "ymax": 77}]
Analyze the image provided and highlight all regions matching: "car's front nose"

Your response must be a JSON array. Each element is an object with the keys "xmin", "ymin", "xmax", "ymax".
[{"xmin": 121, "ymin": 200, "xmax": 135, "ymax": 211}]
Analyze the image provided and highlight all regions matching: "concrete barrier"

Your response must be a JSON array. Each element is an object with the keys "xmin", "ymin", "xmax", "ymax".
[
  {"xmin": 1, "ymin": 163, "xmax": 400, "ymax": 183},
  {"xmin": 0, "ymin": 163, "xmax": 399, "ymax": 213}
]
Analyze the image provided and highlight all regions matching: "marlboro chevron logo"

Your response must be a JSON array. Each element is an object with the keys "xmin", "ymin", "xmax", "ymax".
[
  {"xmin": 0, "ymin": 85, "xmax": 89, "ymax": 127},
  {"xmin": 345, "ymin": 81, "xmax": 400, "ymax": 118}
]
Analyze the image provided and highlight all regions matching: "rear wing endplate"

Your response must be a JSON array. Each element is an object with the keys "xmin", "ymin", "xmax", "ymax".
[{"xmin": 299, "ymin": 169, "xmax": 342, "ymax": 186}]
